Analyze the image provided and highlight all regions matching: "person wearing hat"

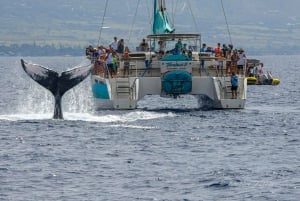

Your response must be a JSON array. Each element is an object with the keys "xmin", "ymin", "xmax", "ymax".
[{"xmin": 237, "ymin": 48, "xmax": 246, "ymax": 75}]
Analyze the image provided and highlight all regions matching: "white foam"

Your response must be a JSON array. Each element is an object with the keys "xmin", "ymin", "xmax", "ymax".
[
  {"xmin": 64, "ymin": 110, "xmax": 176, "ymax": 123},
  {"xmin": 0, "ymin": 113, "xmax": 52, "ymax": 121},
  {"xmin": 0, "ymin": 110, "xmax": 176, "ymax": 123}
]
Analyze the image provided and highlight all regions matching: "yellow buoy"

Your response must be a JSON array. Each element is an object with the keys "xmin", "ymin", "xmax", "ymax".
[
  {"xmin": 247, "ymin": 77, "xmax": 257, "ymax": 85},
  {"xmin": 272, "ymin": 78, "xmax": 280, "ymax": 85}
]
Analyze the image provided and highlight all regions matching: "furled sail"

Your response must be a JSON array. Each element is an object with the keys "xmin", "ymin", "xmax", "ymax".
[{"xmin": 152, "ymin": 0, "xmax": 175, "ymax": 34}]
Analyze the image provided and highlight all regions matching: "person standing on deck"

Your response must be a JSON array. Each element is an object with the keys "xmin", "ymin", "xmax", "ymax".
[
  {"xmin": 230, "ymin": 49, "xmax": 239, "ymax": 74},
  {"xmin": 200, "ymin": 43, "xmax": 207, "ymax": 53},
  {"xmin": 200, "ymin": 43, "xmax": 207, "ymax": 71},
  {"xmin": 116, "ymin": 39, "xmax": 124, "ymax": 54},
  {"xmin": 171, "ymin": 46, "xmax": 181, "ymax": 55},
  {"xmin": 237, "ymin": 48, "xmax": 246, "ymax": 75},
  {"xmin": 225, "ymin": 44, "xmax": 233, "ymax": 75},
  {"xmin": 214, "ymin": 43, "xmax": 224, "ymax": 76},
  {"xmin": 123, "ymin": 46, "xmax": 130, "ymax": 77},
  {"xmin": 158, "ymin": 40, "xmax": 165, "ymax": 58},
  {"xmin": 231, "ymin": 72, "xmax": 238, "ymax": 99},
  {"xmin": 106, "ymin": 50, "xmax": 114, "ymax": 78},
  {"xmin": 175, "ymin": 38, "xmax": 183, "ymax": 51},
  {"xmin": 97, "ymin": 45, "xmax": 106, "ymax": 61},
  {"xmin": 112, "ymin": 52, "xmax": 118, "ymax": 77},
  {"xmin": 110, "ymin": 36, "xmax": 118, "ymax": 51},
  {"xmin": 139, "ymin": 38, "xmax": 149, "ymax": 51}
]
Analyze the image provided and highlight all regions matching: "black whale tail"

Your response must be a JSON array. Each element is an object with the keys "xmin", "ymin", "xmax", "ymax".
[{"xmin": 21, "ymin": 59, "xmax": 92, "ymax": 119}]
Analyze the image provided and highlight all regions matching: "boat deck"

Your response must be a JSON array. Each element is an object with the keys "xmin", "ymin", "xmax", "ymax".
[{"xmin": 92, "ymin": 53, "xmax": 243, "ymax": 79}]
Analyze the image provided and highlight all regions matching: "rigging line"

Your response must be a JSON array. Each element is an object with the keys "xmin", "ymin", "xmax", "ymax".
[
  {"xmin": 128, "ymin": 0, "xmax": 141, "ymax": 45},
  {"xmin": 186, "ymin": 0, "xmax": 199, "ymax": 34},
  {"xmin": 170, "ymin": 0, "xmax": 174, "ymax": 27},
  {"xmin": 170, "ymin": 0, "xmax": 179, "ymax": 28},
  {"xmin": 221, "ymin": 0, "xmax": 233, "ymax": 45},
  {"xmin": 97, "ymin": 0, "xmax": 109, "ymax": 46},
  {"xmin": 146, "ymin": 0, "xmax": 152, "ymax": 34}
]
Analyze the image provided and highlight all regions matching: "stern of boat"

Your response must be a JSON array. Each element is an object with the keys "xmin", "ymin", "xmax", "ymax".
[{"xmin": 91, "ymin": 74, "xmax": 140, "ymax": 110}]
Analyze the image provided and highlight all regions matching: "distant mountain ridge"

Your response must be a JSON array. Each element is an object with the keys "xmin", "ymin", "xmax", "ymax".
[{"xmin": 1, "ymin": 0, "xmax": 300, "ymax": 55}]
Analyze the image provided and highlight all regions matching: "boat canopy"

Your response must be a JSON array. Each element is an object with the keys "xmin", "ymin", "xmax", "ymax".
[
  {"xmin": 147, "ymin": 33, "xmax": 201, "ymax": 52},
  {"xmin": 147, "ymin": 33, "xmax": 201, "ymax": 40}
]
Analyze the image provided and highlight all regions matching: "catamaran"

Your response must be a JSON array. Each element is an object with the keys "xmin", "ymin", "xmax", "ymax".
[{"xmin": 89, "ymin": 0, "xmax": 248, "ymax": 110}]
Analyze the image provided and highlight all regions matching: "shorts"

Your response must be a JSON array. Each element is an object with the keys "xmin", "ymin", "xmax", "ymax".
[
  {"xmin": 107, "ymin": 63, "xmax": 114, "ymax": 71},
  {"xmin": 237, "ymin": 65, "xmax": 243, "ymax": 69},
  {"xmin": 231, "ymin": 86, "xmax": 238, "ymax": 91},
  {"xmin": 124, "ymin": 61, "xmax": 130, "ymax": 69}
]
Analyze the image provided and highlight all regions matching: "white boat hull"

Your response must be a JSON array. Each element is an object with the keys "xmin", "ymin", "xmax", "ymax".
[{"xmin": 91, "ymin": 74, "xmax": 247, "ymax": 110}]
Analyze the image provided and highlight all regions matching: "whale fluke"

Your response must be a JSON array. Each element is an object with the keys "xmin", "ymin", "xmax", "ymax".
[{"xmin": 21, "ymin": 59, "xmax": 92, "ymax": 119}]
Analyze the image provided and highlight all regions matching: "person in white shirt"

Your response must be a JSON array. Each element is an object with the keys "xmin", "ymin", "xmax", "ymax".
[
  {"xmin": 237, "ymin": 48, "xmax": 246, "ymax": 75},
  {"xmin": 106, "ymin": 50, "xmax": 114, "ymax": 77},
  {"xmin": 110, "ymin": 36, "xmax": 118, "ymax": 51}
]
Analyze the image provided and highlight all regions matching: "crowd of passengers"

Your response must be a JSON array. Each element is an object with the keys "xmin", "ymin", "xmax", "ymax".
[
  {"xmin": 86, "ymin": 36, "xmax": 129, "ymax": 77},
  {"xmin": 199, "ymin": 42, "xmax": 248, "ymax": 76},
  {"xmin": 86, "ymin": 36, "xmax": 158, "ymax": 78},
  {"xmin": 163, "ymin": 40, "xmax": 250, "ymax": 77},
  {"xmin": 86, "ymin": 36, "xmax": 252, "ymax": 77}
]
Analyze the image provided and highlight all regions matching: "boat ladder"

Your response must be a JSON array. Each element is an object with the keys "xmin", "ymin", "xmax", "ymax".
[
  {"xmin": 224, "ymin": 79, "xmax": 233, "ymax": 99},
  {"xmin": 113, "ymin": 78, "xmax": 137, "ymax": 109}
]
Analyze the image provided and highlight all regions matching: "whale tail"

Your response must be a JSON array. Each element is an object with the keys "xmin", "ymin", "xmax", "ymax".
[{"xmin": 21, "ymin": 59, "xmax": 92, "ymax": 119}]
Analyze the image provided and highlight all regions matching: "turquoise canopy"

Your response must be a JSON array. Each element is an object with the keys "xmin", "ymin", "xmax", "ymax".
[{"xmin": 152, "ymin": 0, "xmax": 175, "ymax": 34}]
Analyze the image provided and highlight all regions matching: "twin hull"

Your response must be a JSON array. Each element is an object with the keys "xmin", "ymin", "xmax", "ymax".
[{"xmin": 91, "ymin": 74, "xmax": 247, "ymax": 110}]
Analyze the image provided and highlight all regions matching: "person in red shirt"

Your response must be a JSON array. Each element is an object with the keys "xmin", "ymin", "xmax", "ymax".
[
  {"xmin": 214, "ymin": 43, "xmax": 222, "ymax": 57},
  {"xmin": 214, "ymin": 43, "xmax": 224, "ymax": 76}
]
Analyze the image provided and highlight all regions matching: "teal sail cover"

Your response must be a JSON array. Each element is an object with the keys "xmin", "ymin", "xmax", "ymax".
[{"xmin": 152, "ymin": 0, "xmax": 175, "ymax": 34}]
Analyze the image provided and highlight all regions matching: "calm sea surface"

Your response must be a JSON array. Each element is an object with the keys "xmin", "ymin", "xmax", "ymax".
[{"xmin": 0, "ymin": 56, "xmax": 299, "ymax": 201}]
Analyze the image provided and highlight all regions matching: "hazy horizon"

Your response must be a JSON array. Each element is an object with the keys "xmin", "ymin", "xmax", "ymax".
[{"xmin": 1, "ymin": 0, "xmax": 300, "ymax": 54}]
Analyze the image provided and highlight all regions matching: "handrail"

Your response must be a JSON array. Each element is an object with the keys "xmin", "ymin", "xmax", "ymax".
[
  {"xmin": 216, "ymin": 78, "xmax": 225, "ymax": 99},
  {"xmin": 100, "ymin": 61, "xmax": 113, "ymax": 84},
  {"xmin": 128, "ymin": 59, "xmax": 152, "ymax": 100},
  {"xmin": 130, "ymin": 77, "xmax": 139, "ymax": 100}
]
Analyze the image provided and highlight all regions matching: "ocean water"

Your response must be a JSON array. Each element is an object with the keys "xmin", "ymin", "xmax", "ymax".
[{"xmin": 0, "ymin": 56, "xmax": 299, "ymax": 201}]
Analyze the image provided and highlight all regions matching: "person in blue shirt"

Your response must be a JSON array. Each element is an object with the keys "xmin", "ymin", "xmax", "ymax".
[
  {"xmin": 231, "ymin": 72, "xmax": 238, "ymax": 99},
  {"xmin": 200, "ymin": 43, "xmax": 207, "ymax": 52},
  {"xmin": 171, "ymin": 46, "xmax": 181, "ymax": 55}
]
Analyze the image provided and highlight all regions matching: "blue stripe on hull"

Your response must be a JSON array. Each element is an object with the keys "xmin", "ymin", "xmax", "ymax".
[{"xmin": 92, "ymin": 82, "xmax": 110, "ymax": 99}]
